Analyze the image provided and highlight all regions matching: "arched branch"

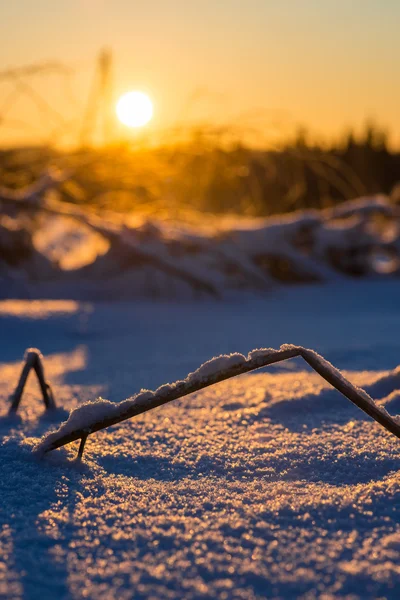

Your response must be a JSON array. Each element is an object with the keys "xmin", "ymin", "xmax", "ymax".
[{"xmin": 34, "ymin": 345, "xmax": 400, "ymax": 459}]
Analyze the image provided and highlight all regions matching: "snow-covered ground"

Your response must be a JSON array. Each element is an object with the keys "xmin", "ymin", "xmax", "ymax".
[{"xmin": 2, "ymin": 280, "xmax": 400, "ymax": 599}]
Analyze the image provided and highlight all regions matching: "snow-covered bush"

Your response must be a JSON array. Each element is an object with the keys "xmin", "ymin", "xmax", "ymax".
[{"xmin": 1, "ymin": 172, "xmax": 400, "ymax": 299}]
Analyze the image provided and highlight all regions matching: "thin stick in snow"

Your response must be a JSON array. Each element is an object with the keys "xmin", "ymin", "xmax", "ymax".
[
  {"xmin": 9, "ymin": 348, "xmax": 56, "ymax": 414},
  {"xmin": 34, "ymin": 345, "xmax": 400, "ymax": 459},
  {"xmin": 77, "ymin": 434, "xmax": 88, "ymax": 460}
]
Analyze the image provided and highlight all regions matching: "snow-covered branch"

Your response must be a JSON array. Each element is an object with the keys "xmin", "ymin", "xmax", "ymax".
[{"xmin": 34, "ymin": 345, "xmax": 400, "ymax": 459}]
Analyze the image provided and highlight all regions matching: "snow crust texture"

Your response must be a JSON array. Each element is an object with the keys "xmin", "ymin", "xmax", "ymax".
[{"xmin": 2, "ymin": 287, "xmax": 400, "ymax": 599}]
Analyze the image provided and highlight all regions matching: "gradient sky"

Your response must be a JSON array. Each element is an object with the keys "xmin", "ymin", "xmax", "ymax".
[{"xmin": 1, "ymin": 0, "xmax": 400, "ymax": 147}]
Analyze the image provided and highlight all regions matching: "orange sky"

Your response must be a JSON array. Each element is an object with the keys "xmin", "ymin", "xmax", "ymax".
[{"xmin": 1, "ymin": 0, "xmax": 400, "ymax": 148}]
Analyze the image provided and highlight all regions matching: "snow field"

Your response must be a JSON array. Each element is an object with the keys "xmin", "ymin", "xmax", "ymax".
[{"xmin": 2, "ymin": 282, "xmax": 400, "ymax": 598}]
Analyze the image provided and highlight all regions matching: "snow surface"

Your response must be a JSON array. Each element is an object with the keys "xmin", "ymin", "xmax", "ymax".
[{"xmin": 2, "ymin": 280, "xmax": 400, "ymax": 599}]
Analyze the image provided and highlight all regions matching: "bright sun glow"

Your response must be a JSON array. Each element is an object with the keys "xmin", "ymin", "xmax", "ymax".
[{"xmin": 116, "ymin": 91, "xmax": 153, "ymax": 128}]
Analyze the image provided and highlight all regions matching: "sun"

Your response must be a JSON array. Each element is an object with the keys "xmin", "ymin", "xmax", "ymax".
[{"xmin": 116, "ymin": 91, "xmax": 153, "ymax": 128}]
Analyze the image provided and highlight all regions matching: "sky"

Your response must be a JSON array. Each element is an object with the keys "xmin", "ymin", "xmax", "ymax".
[{"xmin": 1, "ymin": 0, "xmax": 400, "ymax": 147}]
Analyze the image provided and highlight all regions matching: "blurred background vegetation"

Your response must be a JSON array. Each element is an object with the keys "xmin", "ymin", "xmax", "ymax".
[{"xmin": 1, "ymin": 119, "xmax": 399, "ymax": 221}]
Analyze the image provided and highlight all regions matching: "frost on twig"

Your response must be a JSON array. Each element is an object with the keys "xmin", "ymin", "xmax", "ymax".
[
  {"xmin": 34, "ymin": 345, "xmax": 400, "ymax": 459},
  {"xmin": 9, "ymin": 348, "xmax": 55, "ymax": 414}
]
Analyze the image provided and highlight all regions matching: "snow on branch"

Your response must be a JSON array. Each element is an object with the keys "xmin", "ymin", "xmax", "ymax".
[
  {"xmin": 34, "ymin": 345, "xmax": 400, "ymax": 459},
  {"xmin": 324, "ymin": 195, "xmax": 400, "ymax": 221}
]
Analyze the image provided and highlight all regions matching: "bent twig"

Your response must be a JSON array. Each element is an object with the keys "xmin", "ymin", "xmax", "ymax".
[
  {"xmin": 9, "ymin": 349, "xmax": 55, "ymax": 414},
  {"xmin": 34, "ymin": 345, "xmax": 400, "ymax": 459}
]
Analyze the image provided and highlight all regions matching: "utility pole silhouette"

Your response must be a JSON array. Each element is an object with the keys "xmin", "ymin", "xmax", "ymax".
[{"xmin": 80, "ymin": 48, "xmax": 115, "ymax": 147}]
